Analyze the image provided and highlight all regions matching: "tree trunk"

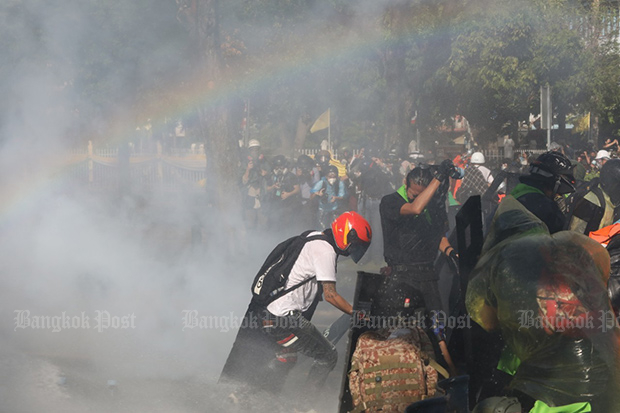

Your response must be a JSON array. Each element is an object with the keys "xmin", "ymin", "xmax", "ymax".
[
  {"xmin": 592, "ymin": 114, "xmax": 599, "ymax": 146},
  {"xmin": 557, "ymin": 110, "xmax": 566, "ymax": 142},
  {"xmin": 178, "ymin": 0, "xmax": 241, "ymax": 255},
  {"xmin": 277, "ymin": 121, "xmax": 292, "ymax": 156},
  {"xmin": 294, "ymin": 115, "xmax": 311, "ymax": 151},
  {"xmin": 383, "ymin": 44, "xmax": 410, "ymax": 151}
]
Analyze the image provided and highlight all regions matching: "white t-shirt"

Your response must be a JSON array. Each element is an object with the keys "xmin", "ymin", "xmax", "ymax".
[{"xmin": 266, "ymin": 232, "xmax": 337, "ymax": 317}]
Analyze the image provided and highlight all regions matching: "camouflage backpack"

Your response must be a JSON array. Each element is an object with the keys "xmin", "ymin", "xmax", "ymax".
[{"xmin": 348, "ymin": 328, "xmax": 448, "ymax": 412}]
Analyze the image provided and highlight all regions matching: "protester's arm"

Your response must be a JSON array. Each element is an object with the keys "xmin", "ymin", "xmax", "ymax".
[
  {"xmin": 400, "ymin": 159, "xmax": 455, "ymax": 215},
  {"xmin": 400, "ymin": 179, "xmax": 441, "ymax": 215},
  {"xmin": 242, "ymin": 161, "xmax": 253, "ymax": 185},
  {"xmin": 322, "ymin": 281, "xmax": 353, "ymax": 315},
  {"xmin": 310, "ymin": 180, "xmax": 325, "ymax": 199},
  {"xmin": 282, "ymin": 184, "xmax": 300, "ymax": 200},
  {"xmin": 439, "ymin": 237, "xmax": 455, "ymax": 256}
]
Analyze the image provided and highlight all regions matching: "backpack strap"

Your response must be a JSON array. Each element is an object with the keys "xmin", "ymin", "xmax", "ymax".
[{"xmin": 264, "ymin": 232, "xmax": 331, "ymax": 304}]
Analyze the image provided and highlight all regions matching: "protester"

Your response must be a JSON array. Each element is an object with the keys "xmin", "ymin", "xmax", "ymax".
[
  {"xmin": 455, "ymin": 151, "xmax": 493, "ymax": 204},
  {"xmin": 295, "ymin": 154, "xmax": 320, "ymax": 229},
  {"xmin": 259, "ymin": 212, "xmax": 371, "ymax": 394},
  {"xmin": 311, "ymin": 164, "xmax": 347, "ymax": 228},
  {"xmin": 467, "ymin": 196, "xmax": 620, "ymax": 411},
  {"xmin": 510, "ymin": 151, "xmax": 575, "ymax": 234},
  {"xmin": 266, "ymin": 155, "xmax": 300, "ymax": 227},
  {"xmin": 378, "ymin": 160, "xmax": 458, "ymax": 326}
]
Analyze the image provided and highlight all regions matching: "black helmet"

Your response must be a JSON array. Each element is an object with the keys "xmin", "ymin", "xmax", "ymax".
[
  {"xmin": 297, "ymin": 154, "xmax": 314, "ymax": 170},
  {"xmin": 316, "ymin": 150, "xmax": 331, "ymax": 165},
  {"xmin": 601, "ymin": 159, "xmax": 620, "ymax": 205},
  {"xmin": 340, "ymin": 146, "xmax": 352, "ymax": 159},
  {"xmin": 387, "ymin": 147, "xmax": 399, "ymax": 162},
  {"xmin": 529, "ymin": 151, "xmax": 576, "ymax": 195},
  {"xmin": 360, "ymin": 158, "xmax": 373, "ymax": 172},
  {"xmin": 326, "ymin": 165, "xmax": 339, "ymax": 177},
  {"xmin": 272, "ymin": 154, "xmax": 288, "ymax": 169},
  {"xmin": 365, "ymin": 146, "xmax": 377, "ymax": 158}
]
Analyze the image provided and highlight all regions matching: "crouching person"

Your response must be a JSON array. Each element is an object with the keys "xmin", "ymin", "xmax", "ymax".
[
  {"xmin": 261, "ymin": 211, "xmax": 371, "ymax": 393},
  {"xmin": 220, "ymin": 211, "xmax": 372, "ymax": 402}
]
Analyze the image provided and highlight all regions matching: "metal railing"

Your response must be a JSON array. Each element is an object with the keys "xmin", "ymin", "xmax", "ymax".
[{"xmin": 66, "ymin": 141, "xmax": 206, "ymax": 191}]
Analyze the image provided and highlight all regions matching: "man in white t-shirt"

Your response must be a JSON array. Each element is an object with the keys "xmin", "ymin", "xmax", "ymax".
[{"xmin": 262, "ymin": 211, "xmax": 372, "ymax": 393}]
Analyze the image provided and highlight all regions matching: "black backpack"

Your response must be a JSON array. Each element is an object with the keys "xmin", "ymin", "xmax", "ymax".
[
  {"xmin": 251, "ymin": 230, "xmax": 331, "ymax": 307},
  {"xmin": 565, "ymin": 179, "xmax": 605, "ymax": 233},
  {"xmin": 565, "ymin": 178, "xmax": 599, "ymax": 216}
]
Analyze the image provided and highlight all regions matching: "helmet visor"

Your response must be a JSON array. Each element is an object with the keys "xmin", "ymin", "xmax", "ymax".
[
  {"xmin": 348, "ymin": 240, "xmax": 370, "ymax": 263},
  {"xmin": 557, "ymin": 174, "xmax": 576, "ymax": 195}
]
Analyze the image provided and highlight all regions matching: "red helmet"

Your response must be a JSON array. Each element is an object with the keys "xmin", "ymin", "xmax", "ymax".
[{"xmin": 331, "ymin": 211, "xmax": 372, "ymax": 263}]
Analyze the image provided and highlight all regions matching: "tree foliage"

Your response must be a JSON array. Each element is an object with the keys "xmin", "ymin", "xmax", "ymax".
[{"xmin": 4, "ymin": 0, "xmax": 620, "ymax": 151}]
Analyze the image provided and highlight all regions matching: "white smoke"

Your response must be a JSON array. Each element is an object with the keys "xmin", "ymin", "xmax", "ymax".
[{"xmin": 0, "ymin": 1, "xmax": 369, "ymax": 412}]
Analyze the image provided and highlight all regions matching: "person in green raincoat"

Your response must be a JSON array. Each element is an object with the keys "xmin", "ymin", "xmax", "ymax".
[{"xmin": 467, "ymin": 196, "xmax": 620, "ymax": 412}]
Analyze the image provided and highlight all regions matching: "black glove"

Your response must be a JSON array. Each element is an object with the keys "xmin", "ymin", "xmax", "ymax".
[{"xmin": 433, "ymin": 159, "xmax": 455, "ymax": 183}]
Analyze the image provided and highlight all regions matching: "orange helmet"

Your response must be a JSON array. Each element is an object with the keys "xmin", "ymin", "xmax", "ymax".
[{"xmin": 331, "ymin": 211, "xmax": 372, "ymax": 263}]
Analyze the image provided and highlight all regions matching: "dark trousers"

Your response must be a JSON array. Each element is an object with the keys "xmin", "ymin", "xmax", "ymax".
[{"xmin": 262, "ymin": 311, "xmax": 338, "ymax": 391}]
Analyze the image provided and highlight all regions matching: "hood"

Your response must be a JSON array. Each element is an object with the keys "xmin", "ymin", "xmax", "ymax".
[{"xmin": 481, "ymin": 195, "xmax": 548, "ymax": 255}]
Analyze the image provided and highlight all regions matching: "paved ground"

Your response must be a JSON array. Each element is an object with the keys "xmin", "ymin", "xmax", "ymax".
[{"xmin": 1, "ymin": 257, "xmax": 384, "ymax": 413}]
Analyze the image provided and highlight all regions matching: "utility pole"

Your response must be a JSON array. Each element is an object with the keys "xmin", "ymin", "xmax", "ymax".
[{"xmin": 541, "ymin": 84, "xmax": 552, "ymax": 149}]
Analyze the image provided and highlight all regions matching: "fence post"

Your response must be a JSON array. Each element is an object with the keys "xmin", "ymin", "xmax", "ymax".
[
  {"xmin": 157, "ymin": 141, "xmax": 164, "ymax": 186},
  {"xmin": 88, "ymin": 140, "xmax": 93, "ymax": 184}
]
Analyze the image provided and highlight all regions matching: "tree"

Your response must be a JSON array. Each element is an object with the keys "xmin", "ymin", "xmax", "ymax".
[
  {"xmin": 432, "ymin": 0, "xmax": 620, "ymax": 148},
  {"xmin": 437, "ymin": 0, "xmax": 539, "ymax": 143},
  {"xmin": 176, "ymin": 0, "xmax": 242, "ymax": 252},
  {"xmin": 381, "ymin": 0, "xmax": 463, "ymax": 151}
]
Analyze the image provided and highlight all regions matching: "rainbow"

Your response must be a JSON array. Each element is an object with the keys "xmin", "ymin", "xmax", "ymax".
[{"xmin": 1, "ymin": 11, "xmax": 461, "ymax": 225}]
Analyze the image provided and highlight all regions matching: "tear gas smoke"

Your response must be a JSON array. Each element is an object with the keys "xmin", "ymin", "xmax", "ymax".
[{"xmin": 0, "ymin": 1, "xmax": 390, "ymax": 412}]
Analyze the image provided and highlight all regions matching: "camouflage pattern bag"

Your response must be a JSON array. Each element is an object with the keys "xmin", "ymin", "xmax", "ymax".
[{"xmin": 348, "ymin": 328, "xmax": 447, "ymax": 412}]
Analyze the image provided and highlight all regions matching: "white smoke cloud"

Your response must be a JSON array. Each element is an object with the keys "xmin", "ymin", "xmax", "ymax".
[{"xmin": 0, "ymin": 1, "xmax": 373, "ymax": 411}]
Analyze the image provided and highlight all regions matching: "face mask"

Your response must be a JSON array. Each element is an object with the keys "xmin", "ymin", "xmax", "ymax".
[
  {"xmin": 328, "ymin": 178, "xmax": 337, "ymax": 185},
  {"xmin": 520, "ymin": 157, "xmax": 527, "ymax": 166}
]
